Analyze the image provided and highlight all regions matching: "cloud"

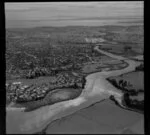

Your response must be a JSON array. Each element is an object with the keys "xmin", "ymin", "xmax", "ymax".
[
  {"xmin": 5, "ymin": 2, "xmax": 143, "ymax": 11},
  {"xmin": 5, "ymin": 2, "xmax": 143, "ymax": 28}
]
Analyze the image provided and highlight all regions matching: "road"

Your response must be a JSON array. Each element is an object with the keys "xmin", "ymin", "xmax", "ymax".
[{"xmin": 6, "ymin": 45, "xmax": 143, "ymax": 134}]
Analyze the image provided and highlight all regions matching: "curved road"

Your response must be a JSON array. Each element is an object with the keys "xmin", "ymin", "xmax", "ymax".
[{"xmin": 6, "ymin": 45, "xmax": 142, "ymax": 134}]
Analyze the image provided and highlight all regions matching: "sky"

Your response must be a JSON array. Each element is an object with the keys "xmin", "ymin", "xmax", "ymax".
[{"xmin": 5, "ymin": 2, "xmax": 143, "ymax": 28}]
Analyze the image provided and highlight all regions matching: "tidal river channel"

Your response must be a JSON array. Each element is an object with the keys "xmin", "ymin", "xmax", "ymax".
[{"xmin": 6, "ymin": 44, "xmax": 143, "ymax": 134}]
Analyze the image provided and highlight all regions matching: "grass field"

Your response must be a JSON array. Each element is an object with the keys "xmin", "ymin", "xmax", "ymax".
[
  {"xmin": 44, "ymin": 99, "xmax": 143, "ymax": 134},
  {"xmin": 109, "ymin": 71, "xmax": 144, "ymax": 91}
]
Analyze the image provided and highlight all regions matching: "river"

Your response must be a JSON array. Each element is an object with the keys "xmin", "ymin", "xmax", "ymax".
[{"xmin": 6, "ymin": 44, "xmax": 143, "ymax": 134}]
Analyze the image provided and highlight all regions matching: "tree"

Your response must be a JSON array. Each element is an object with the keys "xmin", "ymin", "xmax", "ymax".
[
  {"xmin": 135, "ymin": 64, "xmax": 144, "ymax": 71},
  {"xmin": 119, "ymin": 80, "xmax": 123, "ymax": 87},
  {"xmin": 122, "ymin": 80, "xmax": 127, "ymax": 88},
  {"xmin": 124, "ymin": 46, "xmax": 132, "ymax": 52}
]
